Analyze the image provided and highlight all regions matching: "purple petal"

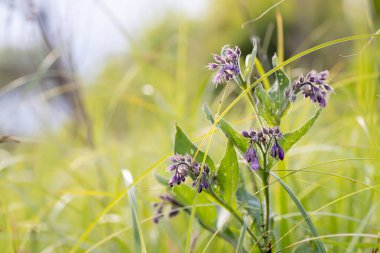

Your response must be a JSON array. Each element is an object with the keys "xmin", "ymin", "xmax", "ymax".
[
  {"xmin": 251, "ymin": 156, "xmax": 260, "ymax": 171},
  {"xmin": 319, "ymin": 70, "xmax": 329, "ymax": 80},
  {"xmin": 242, "ymin": 130, "xmax": 250, "ymax": 138},
  {"xmin": 207, "ymin": 63, "xmax": 218, "ymax": 70},
  {"xmin": 323, "ymin": 84, "xmax": 334, "ymax": 93},
  {"xmin": 277, "ymin": 143, "xmax": 285, "ymax": 160},
  {"xmin": 270, "ymin": 143, "xmax": 277, "ymax": 158}
]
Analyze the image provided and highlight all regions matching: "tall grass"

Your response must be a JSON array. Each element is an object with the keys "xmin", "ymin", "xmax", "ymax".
[{"xmin": 0, "ymin": 1, "xmax": 379, "ymax": 252}]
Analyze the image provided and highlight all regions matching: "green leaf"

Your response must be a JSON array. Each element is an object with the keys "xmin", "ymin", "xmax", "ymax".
[
  {"xmin": 280, "ymin": 109, "xmax": 322, "ymax": 151},
  {"xmin": 174, "ymin": 124, "xmax": 216, "ymax": 172},
  {"xmin": 268, "ymin": 109, "xmax": 322, "ymax": 168},
  {"xmin": 268, "ymin": 54, "xmax": 291, "ymax": 122},
  {"xmin": 271, "ymin": 172, "xmax": 326, "ymax": 253},
  {"xmin": 202, "ymin": 104, "xmax": 249, "ymax": 153},
  {"xmin": 155, "ymin": 174, "xmax": 217, "ymax": 228},
  {"xmin": 204, "ymin": 105, "xmax": 322, "ymax": 170},
  {"xmin": 236, "ymin": 216, "xmax": 248, "ymax": 253},
  {"xmin": 217, "ymin": 141, "xmax": 239, "ymax": 206},
  {"xmin": 202, "ymin": 104, "xmax": 215, "ymax": 124},
  {"xmin": 243, "ymin": 39, "xmax": 258, "ymax": 82},
  {"xmin": 255, "ymin": 84, "xmax": 278, "ymax": 126}
]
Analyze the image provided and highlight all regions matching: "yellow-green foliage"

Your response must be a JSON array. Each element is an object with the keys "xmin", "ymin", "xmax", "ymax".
[{"xmin": 0, "ymin": 1, "xmax": 379, "ymax": 252}]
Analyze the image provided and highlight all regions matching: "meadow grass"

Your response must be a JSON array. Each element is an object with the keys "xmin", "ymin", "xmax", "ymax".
[{"xmin": 1, "ymin": 1, "xmax": 380, "ymax": 252}]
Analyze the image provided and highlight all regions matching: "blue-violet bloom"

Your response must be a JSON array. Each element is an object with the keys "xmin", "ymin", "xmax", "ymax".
[
  {"xmin": 191, "ymin": 161, "xmax": 211, "ymax": 193},
  {"xmin": 242, "ymin": 126, "xmax": 285, "ymax": 167},
  {"xmin": 207, "ymin": 45, "xmax": 241, "ymax": 85},
  {"xmin": 270, "ymin": 140, "xmax": 285, "ymax": 160},
  {"xmin": 168, "ymin": 154, "xmax": 192, "ymax": 187},
  {"xmin": 153, "ymin": 195, "xmax": 182, "ymax": 223},
  {"xmin": 244, "ymin": 145, "xmax": 260, "ymax": 171},
  {"xmin": 286, "ymin": 70, "xmax": 333, "ymax": 108},
  {"xmin": 167, "ymin": 154, "xmax": 211, "ymax": 192}
]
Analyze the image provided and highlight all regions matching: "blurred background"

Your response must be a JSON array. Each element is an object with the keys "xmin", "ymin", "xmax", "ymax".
[{"xmin": 0, "ymin": 0, "xmax": 379, "ymax": 252}]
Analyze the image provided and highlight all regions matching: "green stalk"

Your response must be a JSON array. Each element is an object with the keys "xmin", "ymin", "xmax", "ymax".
[
  {"xmin": 261, "ymin": 152, "xmax": 271, "ymax": 251},
  {"xmin": 236, "ymin": 75, "xmax": 264, "ymax": 128},
  {"xmin": 263, "ymin": 174, "xmax": 271, "ymax": 250}
]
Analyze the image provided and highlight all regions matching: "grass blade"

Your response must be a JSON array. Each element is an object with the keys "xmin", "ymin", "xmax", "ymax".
[
  {"xmin": 122, "ymin": 169, "xmax": 147, "ymax": 253},
  {"xmin": 236, "ymin": 216, "xmax": 248, "ymax": 253},
  {"xmin": 347, "ymin": 204, "xmax": 378, "ymax": 252},
  {"xmin": 70, "ymin": 157, "xmax": 167, "ymax": 253},
  {"xmin": 270, "ymin": 172, "xmax": 326, "ymax": 253},
  {"xmin": 278, "ymin": 233, "xmax": 380, "ymax": 252}
]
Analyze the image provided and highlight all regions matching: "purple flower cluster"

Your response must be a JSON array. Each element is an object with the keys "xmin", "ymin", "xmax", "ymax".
[
  {"xmin": 192, "ymin": 162, "xmax": 211, "ymax": 193},
  {"xmin": 168, "ymin": 154, "xmax": 211, "ymax": 193},
  {"xmin": 207, "ymin": 45, "xmax": 241, "ymax": 85},
  {"xmin": 286, "ymin": 70, "xmax": 333, "ymax": 108},
  {"xmin": 242, "ymin": 127, "xmax": 285, "ymax": 171},
  {"xmin": 153, "ymin": 195, "xmax": 182, "ymax": 223},
  {"xmin": 168, "ymin": 154, "xmax": 191, "ymax": 187}
]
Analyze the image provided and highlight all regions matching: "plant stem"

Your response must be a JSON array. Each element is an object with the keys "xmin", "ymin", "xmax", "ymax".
[
  {"xmin": 236, "ymin": 75, "xmax": 265, "ymax": 128},
  {"xmin": 246, "ymin": 92, "xmax": 265, "ymax": 129},
  {"xmin": 263, "ymin": 173, "xmax": 271, "ymax": 248},
  {"xmin": 262, "ymin": 153, "xmax": 271, "ymax": 251},
  {"xmin": 208, "ymin": 188, "xmax": 264, "ymax": 252}
]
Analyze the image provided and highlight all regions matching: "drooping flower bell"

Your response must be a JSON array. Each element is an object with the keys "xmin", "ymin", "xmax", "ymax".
[
  {"xmin": 244, "ymin": 144, "xmax": 260, "ymax": 171},
  {"xmin": 267, "ymin": 127, "xmax": 285, "ymax": 160},
  {"xmin": 153, "ymin": 195, "xmax": 182, "ymax": 223},
  {"xmin": 270, "ymin": 140, "xmax": 285, "ymax": 160},
  {"xmin": 191, "ymin": 159, "xmax": 211, "ymax": 193},
  {"xmin": 207, "ymin": 45, "xmax": 241, "ymax": 85},
  {"xmin": 242, "ymin": 126, "xmax": 285, "ymax": 170},
  {"xmin": 286, "ymin": 70, "xmax": 333, "ymax": 108},
  {"xmin": 167, "ymin": 154, "xmax": 192, "ymax": 187},
  {"xmin": 167, "ymin": 154, "xmax": 211, "ymax": 192}
]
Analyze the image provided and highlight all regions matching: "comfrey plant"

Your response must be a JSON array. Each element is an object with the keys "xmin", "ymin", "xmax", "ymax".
[
  {"xmin": 154, "ymin": 40, "xmax": 333, "ymax": 253},
  {"xmin": 167, "ymin": 154, "xmax": 211, "ymax": 193}
]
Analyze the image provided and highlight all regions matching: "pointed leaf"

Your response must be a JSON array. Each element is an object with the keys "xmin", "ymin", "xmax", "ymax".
[
  {"xmin": 268, "ymin": 109, "xmax": 322, "ymax": 168},
  {"xmin": 255, "ymin": 84, "xmax": 278, "ymax": 126},
  {"xmin": 174, "ymin": 124, "xmax": 216, "ymax": 172},
  {"xmin": 217, "ymin": 141, "xmax": 239, "ymax": 206},
  {"xmin": 203, "ymin": 105, "xmax": 249, "ymax": 154},
  {"xmin": 244, "ymin": 39, "xmax": 257, "ymax": 81},
  {"xmin": 280, "ymin": 109, "xmax": 322, "ymax": 151},
  {"xmin": 268, "ymin": 54, "xmax": 291, "ymax": 122}
]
